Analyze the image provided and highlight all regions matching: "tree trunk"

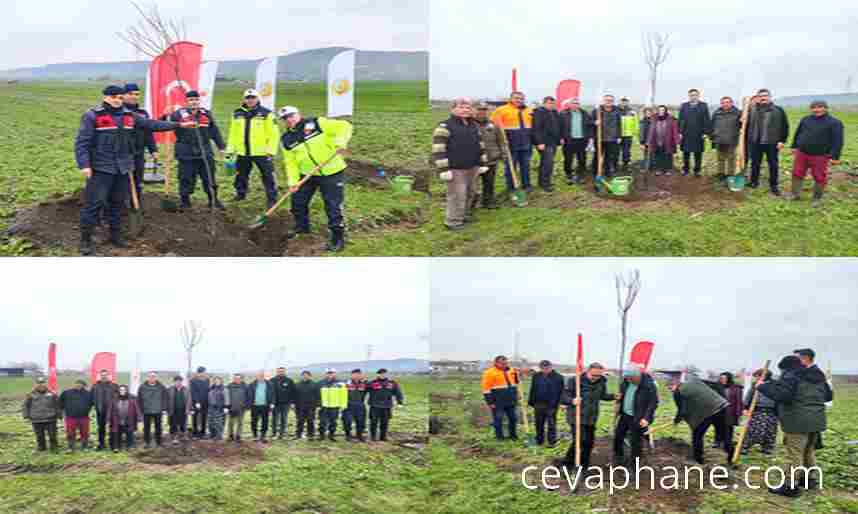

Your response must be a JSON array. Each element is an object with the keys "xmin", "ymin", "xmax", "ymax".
[
  {"xmin": 619, "ymin": 315, "xmax": 627, "ymax": 379},
  {"xmin": 649, "ymin": 69, "xmax": 658, "ymax": 106}
]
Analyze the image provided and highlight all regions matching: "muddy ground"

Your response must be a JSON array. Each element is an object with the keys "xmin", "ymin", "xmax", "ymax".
[{"xmin": 5, "ymin": 160, "xmax": 429, "ymax": 256}]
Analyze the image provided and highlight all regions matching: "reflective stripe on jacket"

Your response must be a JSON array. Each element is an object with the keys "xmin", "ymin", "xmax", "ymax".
[
  {"xmin": 226, "ymin": 105, "xmax": 280, "ymax": 157},
  {"xmin": 281, "ymin": 117, "xmax": 353, "ymax": 186}
]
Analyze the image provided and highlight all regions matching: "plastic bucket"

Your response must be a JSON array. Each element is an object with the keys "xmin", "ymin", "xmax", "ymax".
[
  {"xmin": 727, "ymin": 175, "xmax": 745, "ymax": 192},
  {"xmin": 391, "ymin": 175, "xmax": 415, "ymax": 194},
  {"xmin": 609, "ymin": 176, "xmax": 632, "ymax": 196}
]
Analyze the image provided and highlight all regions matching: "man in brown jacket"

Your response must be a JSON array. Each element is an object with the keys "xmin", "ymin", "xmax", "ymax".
[{"xmin": 473, "ymin": 102, "xmax": 507, "ymax": 209}]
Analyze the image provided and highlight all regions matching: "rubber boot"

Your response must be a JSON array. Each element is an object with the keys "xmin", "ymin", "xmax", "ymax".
[
  {"xmin": 110, "ymin": 230, "xmax": 129, "ymax": 249},
  {"xmin": 345, "ymin": 431, "xmax": 353, "ymax": 442},
  {"xmin": 812, "ymin": 183, "xmax": 825, "ymax": 208},
  {"xmin": 80, "ymin": 227, "xmax": 96, "ymax": 256},
  {"xmin": 357, "ymin": 432, "xmax": 366, "ymax": 442},
  {"xmin": 66, "ymin": 439, "xmax": 76, "ymax": 453},
  {"xmin": 208, "ymin": 193, "xmax": 225, "ymax": 211},
  {"xmin": 328, "ymin": 432, "xmax": 336, "ymax": 442},
  {"xmin": 180, "ymin": 195, "xmax": 192, "ymax": 210},
  {"xmin": 81, "ymin": 440, "xmax": 89, "ymax": 452},
  {"xmin": 326, "ymin": 227, "xmax": 345, "ymax": 253},
  {"xmin": 784, "ymin": 177, "xmax": 803, "ymax": 201}
]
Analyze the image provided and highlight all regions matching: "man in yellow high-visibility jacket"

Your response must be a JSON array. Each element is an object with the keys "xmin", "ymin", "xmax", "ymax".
[
  {"xmin": 278, "ymin": 106, "xmax": 353, "ymax": 253},
  {"xmin": 226, "ymin": 89, "xmax": 280, "ymax": 208}
]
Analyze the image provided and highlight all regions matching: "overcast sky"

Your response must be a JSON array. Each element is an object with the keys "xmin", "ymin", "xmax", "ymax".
[
  {"xmin": 0, "ymin": 260, "xmax": 429, "ymax": 372},
  {"xmin": 0, "ymin": 0, "xmax": 428, "ymax": 70},
  {"xmin": 430, "ymin": 259, "xmax": 858, "ymax": 374},
  {"xmin": 430, "ymin": 0, "xmax": 858, "ymax": 102}
]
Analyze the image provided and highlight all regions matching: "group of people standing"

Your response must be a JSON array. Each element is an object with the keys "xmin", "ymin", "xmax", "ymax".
[
  {"xmin": 479, "ymin": 346, "xmax": 832, "ymax": 497},
  {"xmin": 432, "ymin": 89, "xmax": 845, "ymax": 229},
  {"xmin": 74, "ymin": 84, "xmax": 353, "ymax": 255},
  {"xmin": 22, "ymin": 366, "xmax": 405, "ymax": 454}
]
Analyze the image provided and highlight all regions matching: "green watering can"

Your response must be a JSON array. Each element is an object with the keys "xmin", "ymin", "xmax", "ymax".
[
  {"xmin": 727, "ymin": 175, "xmax": 745, "ymax": 192},
  {"xmin": 604, "ymin": 176, "xmax": 633, "ymax": 196}
]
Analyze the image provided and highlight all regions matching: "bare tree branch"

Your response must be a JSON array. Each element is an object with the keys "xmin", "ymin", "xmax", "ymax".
[
  {"xmin": 180, "ymin": 320, "xmax": 205, "ymax": 379},
  {"xmin": 615, "ymin": 270, "xmax": 642, "ymax": 379},
  {"xmin": 642, "ymin": 32, "xmax": 672, "ymax": 106}
]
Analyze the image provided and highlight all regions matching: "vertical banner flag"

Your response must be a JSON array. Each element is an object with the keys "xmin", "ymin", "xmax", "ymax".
[
  {"xmin": 576, "ymin": 333, "xmax": 584, "ymax": 375},
  {"xmin": 629, "ymin": 341, "xmax": 655, "ymax": 372},
  {"xmin": 90, "ymin": 352, "xmax": 118, "ymax": 384},
  {"xmin": 47, "ymin": 342, "xmax": 58, "ymax": 393},
  {"xmin": 328, "ymin": 49, "xmax": 356, "ymax": 118},
  {"xmin": 512, "ymin": 67, "xmax": 518, "ymax": 92},
  {"xmin": 256, "ymin": 56, "xmax": 278, "ymax": 111},
  {"xmin": 130, "ymin": 353, "xmax": 141, "ymax": 395},
  {"xmin": 198, "ymin": 61, "xmax": 220, "ymax": 111},
  {"xmin": 146, "ymin": 41, "xmax": 204, "ymax": 144},
  {"xmin": 556, "ymin": 79, "xmax": 582, "ymax": 111}
]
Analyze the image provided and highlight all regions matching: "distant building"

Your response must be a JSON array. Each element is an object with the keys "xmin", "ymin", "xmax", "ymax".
[{"xmin": 0, "ymin": 368, "xmax": 25, "ymax": 377}]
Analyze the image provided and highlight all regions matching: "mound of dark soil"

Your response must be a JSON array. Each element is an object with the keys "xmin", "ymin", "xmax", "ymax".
[
  {"xmin": 133, "ymin": 439, "xmax": 265, "ymax": 466},
  {"xmin": 347, "ymin": 159, "xmax": 430, "ymax": 193}
]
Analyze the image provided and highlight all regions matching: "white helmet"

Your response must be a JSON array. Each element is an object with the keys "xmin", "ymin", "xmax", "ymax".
[
  {"xmin": 243, "ymin": 89, "xmax": 260, "ymax": 99},
  {"xmin": 278, "ymin": 105, "xmax": 300, "ymax": 119}
]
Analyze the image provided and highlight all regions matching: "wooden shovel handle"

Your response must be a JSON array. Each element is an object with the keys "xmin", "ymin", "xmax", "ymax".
[
  {"xmin": 264, "ymin": 156, "xmax": 337, "ymax": 217},
  {"xmin": 128, "ymin": 171, "xmax": 140, "ymax": 210},
  {"xmin": 731, "ymin": 359, "xmax": 771, "ymax": 464}
]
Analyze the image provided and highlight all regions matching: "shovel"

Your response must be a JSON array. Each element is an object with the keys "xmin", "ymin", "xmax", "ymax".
[
  {"xmin": 127, "ymin": 171, "xmax": 144, "ymax": 237},
  {"xmin": 248, "ymin": 156, "xmax": 335, "ymax": 230},
  {"xmin": 517, "ymin": 388, "xmax": 536, "ymax": 447},
  {"xmin": 499, "ymin": 130, "xmax": 527, "ymax": 207},
  {"xmin": 594, "ymin": 108, "xmax": 607, "ymax": 193}
]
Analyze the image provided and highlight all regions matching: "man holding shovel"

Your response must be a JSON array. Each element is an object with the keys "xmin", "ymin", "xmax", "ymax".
[
  {"xmin": 668, "ymin": 377, "xmax": 733, "ymax": 465},
  {"xmin": 166, "ymin": 90, "xmax": 226, "ymax": 210},
  {"xmin": 74, "ymin": 85, "xmax": 178, "ymax": 255},
  {"xmin": 122, "ymin": 83, "xmax": 159, "ymax": 209},
  {"xmin": 226, "ymin": 89, "xmax": 280, "ymax": 208},
  {"xmin": 491, "ymin": 92, "xmax": 534, "ymax": 194},
  {"xmin": 279, "ymin": 106, "xmax": 354, "ymax": 252},
  {"xmin": 559, "ymin": 363, "xmax": 616, "ymax": 471},
  {"xmin": 591, "ymin": 95, "xmax": 623, "ymax": 179}
]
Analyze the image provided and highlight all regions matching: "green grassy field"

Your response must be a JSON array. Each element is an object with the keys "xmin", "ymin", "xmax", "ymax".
[
  {"xmin": 427, "ymin": 108, "xmax": 858, "ymax": 257},
  {"xmin": 0, "ymin": 373, "xmax": 430, "ymax": 514},
  {"xmin": 429, "ymin": 374, "xmax": 858, "ymax": 514},
  {"xmin": 0, "ymin": 81, "xmax": 433, "ymax": 257}
]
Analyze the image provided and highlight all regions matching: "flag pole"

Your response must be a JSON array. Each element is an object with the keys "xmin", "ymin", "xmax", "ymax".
[{"xmin": 575, "ymin": 333, "xmax": 582, "ymax": 467}]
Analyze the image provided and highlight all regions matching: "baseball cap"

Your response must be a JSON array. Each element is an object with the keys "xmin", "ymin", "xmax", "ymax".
[
  {"xmin": 539, "ymin": 360, "xmax": 552, "ymax": 368},
  {"xmin": 244, "ymin": 89, "xmax": 260, "ymax": 98},
  {"xmin": 325, "ymin": 368, "xmax": 336, "ymax": 374},
  {"xmin": 278, "ymin": 106, "xmax": 300, "ymax": 118},
  {"xmin": 35, "ymin": 377, "xmax": 47, "ymax": 384}
]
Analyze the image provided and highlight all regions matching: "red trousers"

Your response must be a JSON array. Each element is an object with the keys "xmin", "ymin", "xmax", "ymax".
[
  {"xmin": 792, "ymin": 151, "xmax": 830, "ymax": 185},
  {"xmin": 65, "ymin": 417, "xmax": 91, "ymax": 442}
]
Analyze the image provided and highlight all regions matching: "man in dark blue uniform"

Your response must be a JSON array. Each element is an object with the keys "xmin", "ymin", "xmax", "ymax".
[
  {"xmin": 122, "ymin": 83, "xmax": 159, "ymax": 208},
  {"xmin": 74, "ymin": 85, "xmax": 178, "ymax": 256},
  {"xmin": 167, "ymin": 91, "xmax": 226, "ymax": 210}
]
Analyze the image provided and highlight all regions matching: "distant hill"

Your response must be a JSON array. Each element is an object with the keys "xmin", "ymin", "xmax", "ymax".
[
  {"xmin": 287, "ymin": 358, "xmax": 429, "ymax": 376},
  {"xmin": 777, "ymin": 93, "xmax": 858, "ymax": 107},
  {"xmin": 0, "ymin": 47, "xmax": 428, "ymax": 82}
]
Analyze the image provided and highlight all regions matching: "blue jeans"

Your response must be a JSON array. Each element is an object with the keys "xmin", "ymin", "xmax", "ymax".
[
  {"xmin": 80, "ymin": 171, "xmax": 128, "ymax": 231},
  {"xmin": 504, "ymin": 148, "xmax": 532, "ymax": 190},
  {"xmin": 291, "ymin": 171, "xmax": 345, "ymax": 231},
  {"xmin": 491, "ymin": 404, "xmax": 518, "ymax": 440},
  {"xmin": 621, "ymin": 137, "xmax": 634, "ymax": 165},
  {"xmin": 342, "ymin": 403, "xmax": 367, "ymax": 435}
]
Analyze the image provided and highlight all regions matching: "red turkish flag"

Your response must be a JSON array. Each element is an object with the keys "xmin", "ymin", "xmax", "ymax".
[
  {"xmin": 557, "ymin": 80, "xmax": 582, "ymax": 111},
  {"xmin": 47, "ymin": 342, "xmax": 58, "ymax": 393},
  {"xmin": 146, "ymin": 41, "xmax": 204, "ymax": 144},
  {"xmin": 576, "ymin": 333, "xmax": 584, "ymax": 375},
  {"xmin": 90, "ymin": 353, "xmax": 118, "ymax": 384}
]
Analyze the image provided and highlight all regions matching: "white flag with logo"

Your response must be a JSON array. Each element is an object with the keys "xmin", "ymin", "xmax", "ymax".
[
  {"xmin": 256, "ymin": 57, "xmax": 278, "ymax": 111},
  {"xmin": 327, "ymin": 49, "xmax": 356, "ymax": 117},
  {"xmin": 198, "ymin": 61, "xmax": 219, "ymax": 110},
  {"xmin": 130, "ymin": 353, "xmax": 141, "ymax": 395}
]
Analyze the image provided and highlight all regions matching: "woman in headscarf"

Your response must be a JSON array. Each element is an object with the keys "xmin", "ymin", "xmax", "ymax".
[
  {"xmin": 207, "ymin": 376, "xmax": 227, "ymax": 441},
  {"xmin": 712, "ymin": 372, "xmax": 743, "ymax": 449},
  {"xmin": 741, "ymin": 368, "xmax": 778, "ymax": 455},
  {"xmin": 644, "ymin": 105, "xmax": 680, "ymax": 176},
  {"xmin": 107, "ymin": 384, "xmax": 140, "ymax": 452}
]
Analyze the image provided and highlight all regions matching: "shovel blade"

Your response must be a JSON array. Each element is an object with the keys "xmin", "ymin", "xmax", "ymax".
[
  {"xmin": 512, "ymin": 190, "xmax": 528, "ymax": 207},
  {"xmin": 127, "ymin": 210, "xmax": 145, "ymax": 238},
  {"xmin": 248, "ymin": 215, "xmax": 269, "ymax": 230}
]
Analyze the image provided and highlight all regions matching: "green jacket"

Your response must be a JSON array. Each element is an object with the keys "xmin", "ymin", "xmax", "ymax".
[
  {"xmin": 562, "ymin": 374, "xmax": 615, "ymax": 426},
  {"xmin": 620, "ymin": 108, "xmax": 639, "ymax": 139},
  {"xmin": 226, "ymin": 104, "xmax": 280, "ymax": 157},
  {"xmin": 674, "ymin": 379, "xmax": 728, "ymax": 429},
  {"xmin": 757, "ymin": 365, "xmax": 831, "ymax": 434},
  {"xmin": 23, "ymin": 389, "xmax": 62, "ymax": 423},
  {"xmin": 281, "ymin": 117, "xmax": 353, "ymax": 186}
]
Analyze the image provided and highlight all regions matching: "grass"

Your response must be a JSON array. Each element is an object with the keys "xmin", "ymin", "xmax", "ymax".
[
  {"xmin": 0, "ymin": 373, "xmax": 430, "ymax": 514},
  {"xmin": 426, "ymin": 108, "xmax": 858, "ymax": 256},
  {"xmin": 428, "ymin": 374, "xmax": 858, "ymax": 514},
  {"xmin": 0, "ymin": 81, "xmax": 433, "ymax": 257}
]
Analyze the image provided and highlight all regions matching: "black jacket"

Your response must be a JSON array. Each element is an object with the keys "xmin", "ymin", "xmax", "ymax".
[
  {"xmin": 531, "ymin": 107, "xmax": 563, "ymax": 146},
  {"xmin": 271, "ymin": 376, "xmax": 296, "ymax": 405},
  {"xmin": 560, "ymin": 109, "xmax": 594, "ymax": 141},
  {"xmin": 248, "ymin": 380, "xmax": 275, "ymax": 406},
  {"xmin": 225, "ymin": 382, "xmax": 252, "ymax": 413},
  {"xmin": 190, "ymin": 377, "xmax": 211, "ymax": 405},
  {"xmin": 59, "ymin": 388, "xmax": 94, "ymax": 418},
  {"xmin": 747, "ymin": 103, "xmax": 790, "ymax": 145},
  {"xmin": 562, "ymin": 374, "xmax": 615, "ymax": 426},
  {"xmin": 527, "ymin": 370, "xmax": 565, "ymax": 408},
  {"xmin": 293, "ymin": 379, "xmax": 321, "ymax": 409},
  {"xmin": 92, "ymin": 380, "xmax": 119, "ymax": 414},
  {"xmin": 591, "ymin": 107, "xmax": 622, "ymax": 141},
  {"xmin": 123, "ymin": 103, "xmax": 158, "ymax": 157},
  {"xmin": 168, "ymin": 107, "xmax": 225, "ymax": 160},
  {"xmin": 791, "ymin": 114, "xmax": 845, "ymax": 160},
  {"xmin": 618, "ymin": 374, "xmax": 659, "ymax": 425},
  {"xmin": 368, "ymin": 378, "xmax": 404, "ymax": 409},
  {"xmin": 436, "ymin": 115, "xmax": 483, "ymax": 170},
  {"xmin": 74, "ymin": 103, "xmax": 176, "ymax": 175},
  {"xmin": 346, "ymin": 379, "xmax": 370, "ymax": 405}
]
